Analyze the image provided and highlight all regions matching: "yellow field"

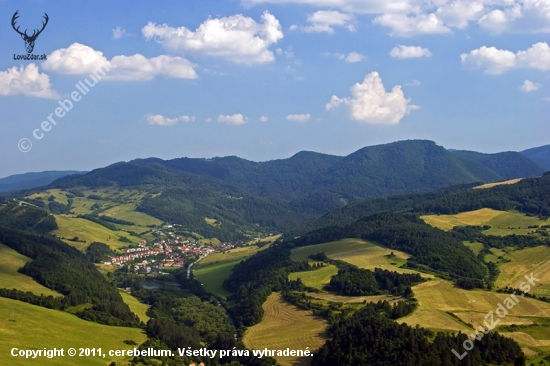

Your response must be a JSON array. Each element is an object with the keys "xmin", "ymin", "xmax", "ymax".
[
  {"xmin": 288, "ymin": 265, "xmax": 339, "ymax": 290},
  {"xmin": 495, "ymin": 246, "xmax": 550, "ymax": 296},
  {"xmin": 243, "ymin": 293, "xmax": 327, "ymax": 366},
  {"xmin": 422, "ymin": 208, "xmax": 549, "ymax": 236},
  {"xmin": 291, "ymin": 239, "xmax": 431, "ymax": 278},
  {"xmin": 306, "ymin": 292, "xmax": 401, "ymax": 304},
  {"xmin": 119, "ymin": 291, "xmax": 150, "ymax": 323},
  {"xmin": 53, "ymin": 215, "xmax": 139, "ymax": 251},
  {"xmin": 463, "ymin": 241, "xmax": 484, "ymax": 255},
  {"xmin": 101, "ymin": 204, "xmax": 162, "ymax": 227},
  {"xmin": 0, "ymin": 297, "xmax": 147, "ymax": 366},
  {"xmin": 398, "ymin": 279, "xmax": 550, "ymax": 342},
  {"xmin": 27, "ymin": 189, "xmax": 70, "ymax": 205},
  {"xmin": 197, "ymin": 245, "xmax": 267, "ymax": 267},
  {"xmin": 473, "ymin": 178, "xmax": 522, "ymax": 189},
  {"xmin": 412, "ymin": 280, "xmax": 550, "ymax": 317},
  {"xmin": 0, "ymin": 243, "xmax": 59, "ymax": 296},
  {"xmin": 398, "ymin": 306, "xmax": 471, "ymax": 334}
]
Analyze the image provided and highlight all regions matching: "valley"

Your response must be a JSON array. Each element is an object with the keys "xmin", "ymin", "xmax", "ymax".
[{"xmin": 0, "ymin": 141, "xmax": 548, "ymax": 365}]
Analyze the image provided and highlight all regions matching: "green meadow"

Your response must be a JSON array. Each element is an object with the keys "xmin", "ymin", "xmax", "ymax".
[{"xmin": 0, "ymin": 297, "xmax": 146, "ymax": 366}]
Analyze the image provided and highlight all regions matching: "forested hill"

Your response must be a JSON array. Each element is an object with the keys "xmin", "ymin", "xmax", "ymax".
[
  {"xmin": 36, "ymin": 140, "xmax": 547, "ymax": 234},
  {"xmin": 451, "ymin": 149, "xmax": 545, "ymax": 179},
  {"xmin": 288, "ymin": 172, "xmax": 550, "ymax": 237},
  {"xmin": 522, "ymin": 144, "xmax": 550, "ymax": 169}
]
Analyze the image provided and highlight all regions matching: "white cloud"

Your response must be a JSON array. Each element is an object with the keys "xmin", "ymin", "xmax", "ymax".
[
  {"xmin": 520, "ymin": 80, "xmax": 542, "ymax": 92},
  {"xmin": 241, "ymin": 0, "xmax": 419, "ymax": 15},
  {"xmin": 218, "ymin": 114, "xmax": 247, "ymax": 125},
  {"xmin": 345, "ymin": 52, "xmax": 364, "ymax": 62},
  {"xmin": 326, "ymin": 71, "xmax": 418, "ymax": 124},
  {"xmin": 543, "ymin": 97, "xmax": 550, "ymax": 101},
  {"xmin": 405, "ymin": 79, "xmax": 421, "ymax": 86},
  {"xmin": 260, "ymin": 116, "xmax": 268, "ymax": 122},
  {"xmin": 373, "ymin": 13, "xmax": 451, "ymax": 37},
  {"xmin": 390, "ymin": 45, "xmax": 432, "ymax": 58},
  {"xmin": 478, "ymin": 1, "xmax": 550, "ymax": 34},
  {"xmin": 43, "ymin": 43, "xmax": 197, "ymax": 81},
  {"xmin": 461, "ymin": 42, "xmax": 550, "ymax": 74},
  {"xmin": 436, "ymin": 1, "xmax": 485, "ymax": 29},
  {"xmin": 0, "ymin": 64, "xmax": 59, "ymax": 99},
  {"xmin": 146, "ymin": 114, "xmax": 195, "ymax": 126},
  {"xmin": 142, "ymin": 11, "xmax": 283, "ymax": 64},
  {"xmin": 286, "ymin": 113, "xmax": 311, "ymax": 122},
  {"xmin": 112, "ymin": 26, "xmax": 128, "ymax": 39},
  {"xmin": 301, "ymin": 10, "xmax": 355, "ymax": 33},
  {"xmin": 323, "ymin": 52, "xmax": 363, "ymax": 62},
  {"xmin": 242, "ymin": 0, "xmax": 550, "ymax": 35}
]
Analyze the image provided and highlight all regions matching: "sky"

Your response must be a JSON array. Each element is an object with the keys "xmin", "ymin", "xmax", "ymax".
[{"xmin": 0, "ymin": 0, "xmax": 549, "ymax": 178}]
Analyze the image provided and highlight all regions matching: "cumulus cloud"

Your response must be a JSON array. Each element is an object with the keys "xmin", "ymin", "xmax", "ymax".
[
  {"xmin": 390, "ymin": 45, "xmax": 432, "ymax": 58},
  {"xmin": 436, "ymin": 1, "xmax": 485, "ymax": 29},
  {"xmin": 242, "ymin": 0, "xmax": 550, "ymax": 35},
  {"xmin": 260, "ymin": 116, "xmax": 268, "ymax": 122},
  {"xmin": 286, "ymin": 114, "xmax": 311, "ymax": 122},
  {"xmin": 0, "ymin": 64, "xmax": 59, "ymax": 99},
  {"xmin": 373, "ymin": 13, "xmax": 451, "ymax": 37},
  {"xmin": 478, "ymin": 1, "xmax": 550, "ymax": 34},
  {"xmin": 142, "ymin": 11, "xmax": 283, "ymax": 64},
  {"xmin": 241, "ymin": 0, "xmax": 419, "ymax": 15},
  {"xmin": 42, "ymin": 43, "xmax": 197, "ymax": 81},
  {"xmin": 345, "ymin": 52, "xmax": 364, "ymax": 62},
  {"xmin": 461, "ymin": 42, "xmax": 550, "ymax": 74},
  {"xmin": 520, "ymin": 80, "xmax": 542, "ymax": 92},
  {"xmin": 301, "ymin": 10, "xmax": 355, "ymax": 33},
  {"xmin": 325, "ymin": 71, "xmax": 418, "ymax": 124},
  {"xmin": 112, "ymin": 26, "xmax": 128, "ymax": 39},
  {"xmin": 218, "ymin": 114, "xmax": 247, "ymax": 125},
  {"xmin": 146, "ymin": 114, "xmax": 195, "ymax": 126}
]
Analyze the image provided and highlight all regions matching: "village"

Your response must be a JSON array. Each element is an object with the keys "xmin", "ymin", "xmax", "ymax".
[{"xmin": 105, "ymin": 231, "xmax": 234, "ymax": 274}]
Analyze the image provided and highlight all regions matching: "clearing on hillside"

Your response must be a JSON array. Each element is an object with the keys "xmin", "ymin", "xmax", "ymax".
[
  {"xmin": 193, "ymin": 245, "xmax": 268, "ymax": 298},
  {"xmin": 473, "ymin": 178, "xmax": 522, "ymax": 189},
  {"xmin": 243, "ymin": 292, "xmax": 327, "ymax": 366},
  {"xmin": 290, "ymin": 239, "xmax": 431, "ymax": 277},
  {"xmin": 288, "ymin": 265, "xmax": 339, "ymax": 290},
  {"xmin": 306, "ymin": 292, "xmax": 401, "ymax": 304},
  {"xmin": 0, "ymin": 243, "xmax": 59, "ymax": 296},
  {"xmin": 119, "ymin": 291, "xmax": 150, "ymax": 323},
  {"xmin": 53, "ymin": 215, "xmax": 139, "ymax": 251},
  {"xmin": 421, "ymin": 208, "xmax": 549, "ymax": 236},
  {"xmin": 495, "ymin": 246, "xmax": 550, "ymax": 296},
  {"xmin": 0, "ymin": 297, "xmax": 146, "ymax": 366},
  {"xmin": 193, "ymin": 260, "xmax": 238, "ymax": 298}
]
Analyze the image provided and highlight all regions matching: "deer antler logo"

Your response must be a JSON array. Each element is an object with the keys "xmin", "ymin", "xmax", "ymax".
[{"xmin": 12, "ymin": 11, "xmax": 49, "ymax": 54}]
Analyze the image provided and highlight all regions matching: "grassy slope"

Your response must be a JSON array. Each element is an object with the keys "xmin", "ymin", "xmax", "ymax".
[
  {"xmin": 119, "ymin": 291, "xmax": 150, "ymax": 323},
  {"xmin": 473, "ymin": 178, "xmax": 522, "ymax": 189},
  {"xmin": 288, "ymin": 265, "xmax": 339, "ymax": 290},
  {"xmin": 0, "ymin": 297, "xmax": 146, "ymax": 366},
  {"xmin": 421, "ymin": 208, "xmax": 549, "ymax": 236},
  {"xmin": 193, "ymin": 261, "xmax": 238, "ymax": 298},
  {"xmin": 193, "ymin": 245, "xmax": 268, "ymax": 299},
  {"xmin": 53, "ymin": 215, "xmax": 139, "ymax": 251},
  {"xmin": 0, "ymin": 243, "xmax": 59, "ymax": 296},
  {"xmin": 290, "ymin": 239, "xmax": 432, "ymax": 278},
  {"xmin": 243, "ymin": 292, "xmax": 327, "ymax": 366},
  {"xmin": 495, "ymin": 246, "xmax": 550, "ymax": 296}
]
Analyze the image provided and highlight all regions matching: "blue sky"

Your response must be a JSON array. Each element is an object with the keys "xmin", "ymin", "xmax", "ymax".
[{"xmin": 1, "ymin": 0, "xmax": 549, "ymax": 177}]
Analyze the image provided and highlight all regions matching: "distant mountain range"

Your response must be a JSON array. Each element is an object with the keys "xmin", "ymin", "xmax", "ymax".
[
  {"xmin": 522, "ymin": 144, "xmax": 550, "ymax": 169},
  {"xmin": 12, "ymin": 139, "xmax": 537, "ymax": 234},
  {"xmin": 0, "ymin": 171, "xmax": 86, "ymax": 193}
]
